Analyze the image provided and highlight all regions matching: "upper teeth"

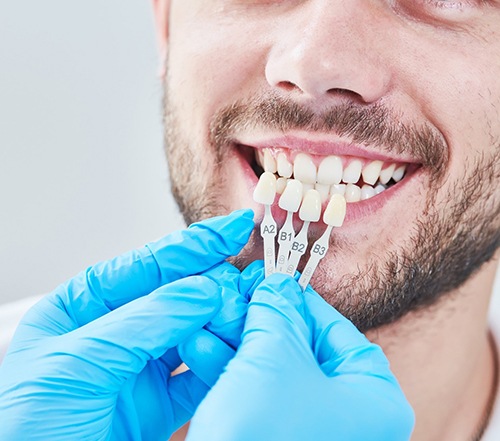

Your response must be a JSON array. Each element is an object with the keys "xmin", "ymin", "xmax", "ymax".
[{"xmin": 256, "ymin": 149, "xmax": 408, "ymax": 203}]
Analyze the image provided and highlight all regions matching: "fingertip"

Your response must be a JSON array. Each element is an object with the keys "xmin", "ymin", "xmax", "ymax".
[
  {"xmin": 251, "ymin": 273, "xmax": 304, "ymax": 313},
  {"xmin": 256, "ymin": 273, "xmax": 301, "ymax": 296},
  {"xmin": 239, "ymin": 260, "xmax": 265, "ymax": 301},
  {"xmin": 233, "ymin": 208, "xmax": 254, "ymax": 220},
  {"xmin": 190, "ymin": 209, "xmax": 254, "ymax": 231},
  {"xmin": 230, "ymin": 209, "xmax": 255, "ymax": 245},
  {"xmin": 188, "ymin": 210, "xmax": 255, "ymax": 255},
  {"xmin": 243, "ymin": 273, "xmax": 311, "ymax": 350},
  {"xmin": 179, "ymin": 330, "xmax": 235, "ymax": 387}
]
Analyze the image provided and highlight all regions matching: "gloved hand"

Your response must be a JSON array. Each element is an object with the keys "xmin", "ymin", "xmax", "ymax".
[
  {"xmin": 0, "ymin": 210, "xmax": 254, "ymax": 441},
  {"xmin": 184, "ymin": 273, "xmax": 415, "ymax": 441},
  {"xmin": 178, "ymin": 260, "xmax": 264, "ymax": 386}
]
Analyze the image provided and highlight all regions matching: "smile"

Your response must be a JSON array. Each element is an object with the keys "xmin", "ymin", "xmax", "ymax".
[
  {"xmin": 253, "ymin": 148, "xmax": 410, "ymax": 203},
  {"xmin": 233, "ymin": 133, "xmax": 424, "ymax": 228}
]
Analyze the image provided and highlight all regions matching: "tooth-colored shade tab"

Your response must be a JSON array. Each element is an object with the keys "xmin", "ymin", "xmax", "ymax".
[
  {"xmin": 342, "ymin": 159, "xmax": 363, "ymax": 184},
  {"xmin": 294, "ymin": 153, "xmax": 317, "ymax": 184},
  {"xmin": 276, "ymin": 177, "xmax": 288, "ymax": 194},
  {"xmin": 362, "ymin": 160, "xmax": 383, "ymax": 186},
  {"xmin": 277, "ymin": 153, "xmax": 293, "ymax": 178},
  {"xmin": 279, "ymin": 179, "xmax": 303, "ymax": 212},
  {"xmin": 331, "ymin": 184, "xmax": 346, "ymax": 196},
  {"xmin": 345, "ymin": 184, "xmax": 361, "ymax": 203},
  {"xmin": 299, "ymin": 189, "xmax": 322, "ymax": 222},
  {"xmin": 263, "ymin": 150, "xmax": 277, "ymax": 173},
  {"xmin": 380, "ymin": 164, "xmax": 396, "ymax": 185},
  {"xmin": 317, "ymin": 155, "xmax": 343, "ymax": 185},
  {"xmin": 253, "ymin": 172, "xmax": 277, "ymax": 205},
  {"xmin": 393, "ymin": 165, "xmax": 407, "ymax": 182},
  {"xmin": 324, "ymin": 194, "xmax": 347, "ymax": 227}
]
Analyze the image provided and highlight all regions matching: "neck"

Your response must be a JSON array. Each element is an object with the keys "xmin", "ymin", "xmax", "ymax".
[{"xmin": 366, "ymin": 256, "xmax": 500, "ymax": 441}]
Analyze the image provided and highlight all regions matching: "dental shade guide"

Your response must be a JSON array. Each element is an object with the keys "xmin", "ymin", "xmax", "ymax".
[
  {"xmin": 298, "ymin": 194, "xmax": 347, "ymax": 292},
  {"xmin": 253, "ymin": 172, "xmax": 278, "ymax": 277},
  {"xmin": 276, "ymin": 180, "xmax": 303, "ymax": 273},
  {"xmin": 285, "ymin": 189, "xmax": 322, "ymax": 276}
]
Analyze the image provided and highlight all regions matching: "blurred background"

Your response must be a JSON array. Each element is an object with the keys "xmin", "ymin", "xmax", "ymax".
[{"xmin": 0, "ymin": 1, "xmax": 183, "ymax": 305}]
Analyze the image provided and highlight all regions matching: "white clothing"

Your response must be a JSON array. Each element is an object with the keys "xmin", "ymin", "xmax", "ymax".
[
  {"xmin": 482, "ymin": 268, "xmax": 500, "ymax": 441},
  {"xmin": 1, "ymin": 271, "xmax": 500, "ymax": 439}
]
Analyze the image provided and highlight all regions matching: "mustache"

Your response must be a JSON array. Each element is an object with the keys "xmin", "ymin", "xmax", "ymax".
[{"xmin": 209, "ymin": 94, "xmax": 448, "ymax": 175}]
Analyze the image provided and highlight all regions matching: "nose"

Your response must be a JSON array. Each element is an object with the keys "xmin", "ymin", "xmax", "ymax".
[{"xmin": 265, "ymin": 1, "xmax": 392, "ymax": 104}]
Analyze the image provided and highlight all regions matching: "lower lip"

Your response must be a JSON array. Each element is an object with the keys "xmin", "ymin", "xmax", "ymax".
[{"xmin": 233, "ymin": 144, "xmax": 422, "ymax": 227}]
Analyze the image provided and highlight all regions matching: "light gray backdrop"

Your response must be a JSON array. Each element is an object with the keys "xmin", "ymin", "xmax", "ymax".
[{"xmin": 0, "ymin": 1, "xmax": 184, "ymax": 305}]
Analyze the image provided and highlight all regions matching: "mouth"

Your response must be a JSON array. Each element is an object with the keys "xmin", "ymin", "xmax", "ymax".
[
  {"xmin": 236, "ymin": 136, "xmax": 421, "ymax": 216},
  {"xmin": 228, "ymin": 134, "xmax": 425, "ymax": 280}
]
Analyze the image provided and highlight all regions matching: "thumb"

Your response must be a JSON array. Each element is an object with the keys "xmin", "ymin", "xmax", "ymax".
[
  {"xmin": 57, "ymin": 276, "xmax": 221, "ymax": 391},
  {"xmin": 238, "ymin": 274, "xmax": 313, "ymax": 366},
  {"xmin": 186, "ymin": 275, "xmax": 317, "ymax": 441},
  {"xmin": 303, "ymin": 287, "xmax": 391, "ymax": 377}
]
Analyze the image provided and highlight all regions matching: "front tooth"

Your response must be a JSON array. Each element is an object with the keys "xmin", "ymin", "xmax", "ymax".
[
  {"xmin": 299, "ymin": 189, "xmax": 322, "ymax": 222},
  {"xmin": 255, "ymin": 149, "xmax": 265, "ymax": 168},
  {"xmin": 375, "ymin": 184, "xmax": 387, "ymax": 195},
  {"xmin": 392, "ymin": 165, "xmax": 407, "ymax": 182},
  {"xmin": 277, "ymin": 153, "xmax": 293, "ymax": 178},
  {"xmin": 379, "ymin": 164, "xmax": 396, "ymax": 185},
  {"xmin": 331, "ymin": 184, "xmax": 346, "ymax": 196},
  {"xmin": 362, "ymin": 160, "xmax": 383, "ymax": 186},
  {"xmin": 361, "ymin": 185, "xmax": 376, "ymax": 200},
  {"xmin": 253, "ymin": 172, "xmax": 277, "ymax": 205},
  {"xmin": 315, "ymin": 183, "xmax": 330, "ymax": 203},
  {"xmin": 279, "ymin": 179, "xmax": 303, "ymax": 212},
  {"xmin": 302, "ymin": 183, "xmax": 314, "ymax": 196},
  {"xmin": 342, "ymin": 160, "xmax": 363, "ymax": 184},
  {"xmin": 276, "ymin": 177, "xmax": 288, "ymax": 194},
  {"xmin": 293, "ymin": 153, "xmax": 317, "ymax": 184},
  {"xmin": 317, "ymin": 155, "xmax": 343, "ymax": 185},
  {"xmin": 263, "ymin": 150, "xmax": 277, "ymax": 173},
  {"xmin": 344, "ymin": 184, "xmax": 361, "ymax": 203}
]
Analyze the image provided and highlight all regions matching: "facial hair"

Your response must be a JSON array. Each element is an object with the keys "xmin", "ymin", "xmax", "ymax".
[{"xmin": 163, "ymin": 87, "xmax": 500, "ymax": 333}]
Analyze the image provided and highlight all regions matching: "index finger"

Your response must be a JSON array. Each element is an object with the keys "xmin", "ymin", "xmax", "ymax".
[{"xmin": 29, "ymin": 210, "xmax": 254, "ymax": 331}]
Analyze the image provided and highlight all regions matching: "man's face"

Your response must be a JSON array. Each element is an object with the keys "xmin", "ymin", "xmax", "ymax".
[{"xmin": 162, "ymin": 1, "xmax": 500, "ymax": 331}]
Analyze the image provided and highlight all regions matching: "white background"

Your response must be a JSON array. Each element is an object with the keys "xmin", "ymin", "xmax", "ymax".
[{"xmin": 0, "ymin": 1, "xmax": 183, "ymax": 304}]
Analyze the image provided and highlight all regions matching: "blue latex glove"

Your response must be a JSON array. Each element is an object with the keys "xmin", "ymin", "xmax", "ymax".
[
  {"xmin": 184, "ymin": 273, "xmax": 415, "ymax": 441},
  {"xmin": 179, "ymin": 261, "xmax": 264, "ymax": 386},
  {"xmin": 0, "ymin": 210, "xmax": 254, "ymax": 441},
  {"xmin": 200, "ymin": 260, "xmax": 265, "ymax": 348}
]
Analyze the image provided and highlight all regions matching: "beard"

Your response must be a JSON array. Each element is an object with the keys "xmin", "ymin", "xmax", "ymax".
[{"xmin": 163, "ymin": 86, "xmax": 500, "ymax": 333}]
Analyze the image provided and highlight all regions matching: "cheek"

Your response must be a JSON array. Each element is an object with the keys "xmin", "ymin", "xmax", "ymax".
[
  {"xmin": 398, "ymin": 33, "xmax": 500, "ymax": 179},
  {"xmin": 167, "ymin": 16, "xmax": 271, "ymax": 139}
]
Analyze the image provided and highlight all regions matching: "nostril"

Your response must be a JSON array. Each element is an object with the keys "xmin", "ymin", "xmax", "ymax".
[
  {"xmin": 277, "ymin": 81, "xmax": 299, "ymax": 92},
  {"xmin": 327, "ymin": 87, "xmax": 364, "ymax": 102}
]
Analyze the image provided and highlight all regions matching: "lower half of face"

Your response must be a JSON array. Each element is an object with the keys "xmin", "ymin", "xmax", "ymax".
[{"xmin": 164, "ymin": 85, "xmax": 500, "ymax": 334}]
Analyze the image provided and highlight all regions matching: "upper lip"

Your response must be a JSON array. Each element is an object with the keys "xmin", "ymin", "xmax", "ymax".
[{"xmin": 235, "ymin": 132, "xmax": 420, "ymax": 164}]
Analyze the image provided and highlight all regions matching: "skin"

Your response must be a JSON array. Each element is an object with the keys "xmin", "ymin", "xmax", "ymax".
[{"xmin": 153, "ymin": 1, "xmax": 500, "ymax": 440}]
